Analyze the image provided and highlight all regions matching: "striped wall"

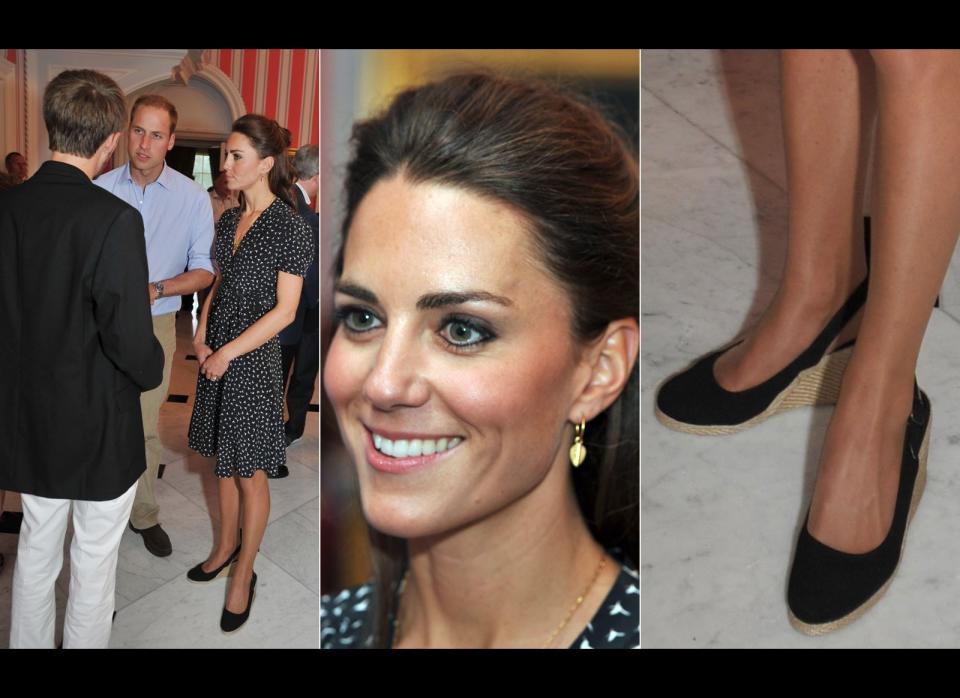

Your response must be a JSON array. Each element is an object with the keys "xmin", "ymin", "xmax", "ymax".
[{"xmin": 205, "ymin": 49, "xmax": 318, "ymax": 148}]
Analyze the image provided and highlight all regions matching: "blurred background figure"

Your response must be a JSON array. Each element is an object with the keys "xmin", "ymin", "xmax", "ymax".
[
  {"xmin": 209, "ymin": 170, "xmax": 240, "ymax": 223},
  {"xmin": 279, "ymin": 143, "xmax": 320, "ymax": 469},
  {"xmin": 4, "ymin": 152, "xmax": 28, "ymax": 184}
]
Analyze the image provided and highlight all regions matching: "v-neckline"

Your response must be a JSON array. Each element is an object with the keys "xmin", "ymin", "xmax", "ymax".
[{"xmin": 231, "ymin": 197, "xmax": 276, "ymax": 258}]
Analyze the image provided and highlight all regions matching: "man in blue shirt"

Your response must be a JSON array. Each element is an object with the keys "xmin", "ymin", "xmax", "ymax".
[{"xmin": 96, "ymin": 95, "xmax": 215, "ymax": 557}]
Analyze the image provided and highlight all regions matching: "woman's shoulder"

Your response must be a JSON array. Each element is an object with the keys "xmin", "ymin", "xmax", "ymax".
[
  {"xmin": 321, "ymin": 582, "xmax": 376, "ymax": 649},
  {"xmin": 574, "ymin": 564, "xmax": 639, "ymax": 649}
]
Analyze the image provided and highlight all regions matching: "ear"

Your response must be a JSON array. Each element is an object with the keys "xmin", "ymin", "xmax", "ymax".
[
  {"xmin": 167, "ymin": 132, "xmax": 176, "ymax": 151},
  {"xmin": 99, "ymin": 131, "xmax": 122, "ymax": 161},
  {"xmin": 259, "ymin": 154, "xmax": 275, "ymax": 176},
  {"xmin": 568, "ymin": 318, "xmax": 639, "ymax": 424}
]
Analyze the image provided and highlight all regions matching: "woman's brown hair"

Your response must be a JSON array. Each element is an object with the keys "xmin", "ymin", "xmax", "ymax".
[{"xmin": 230, "ymin": 114, "xmax": 297, "ymax": 212}]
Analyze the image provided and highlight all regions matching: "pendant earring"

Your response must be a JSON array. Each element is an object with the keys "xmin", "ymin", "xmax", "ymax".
[{"xmin": 569, "ymin": 417, "xmax": 587, "ymax": 467}]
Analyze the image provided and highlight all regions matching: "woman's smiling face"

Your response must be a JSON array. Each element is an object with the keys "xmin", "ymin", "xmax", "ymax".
[{"xmin": 324, "ymin": 174, "xmax": 593, "ymax": 539}]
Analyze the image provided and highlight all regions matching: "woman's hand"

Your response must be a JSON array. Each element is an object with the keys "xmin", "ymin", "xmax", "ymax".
[
  {"xmin": 194, "ymin": 343, "xmax": 213, "ymax": 366},
  {"xmin": 200, "ymin": 348, "xmax": 233, "ymax": 382}
]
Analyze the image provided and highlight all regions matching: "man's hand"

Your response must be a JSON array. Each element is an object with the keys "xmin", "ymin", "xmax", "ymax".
[{"xmin": 147, "ymin": 282, "xmax": 157, "ymax": 305}]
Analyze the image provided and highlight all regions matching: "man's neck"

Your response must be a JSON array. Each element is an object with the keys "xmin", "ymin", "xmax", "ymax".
[
  {"xmin": 130, "ymin": 161, "xmax": 163, "ymax": 190},
  {"xmin": 50, "ymin": 152, "xmax": 99, "ymax": 180}
]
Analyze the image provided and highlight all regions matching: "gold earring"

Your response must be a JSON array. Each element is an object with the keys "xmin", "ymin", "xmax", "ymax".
[{"xmin": 569, "ymin": 417, "xmax": 587, "ymax": 467}]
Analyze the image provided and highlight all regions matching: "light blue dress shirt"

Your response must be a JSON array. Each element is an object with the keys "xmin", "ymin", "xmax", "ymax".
[{"xmin": 95, "ymin": 162, "xmax": 215, "ymax": 316}]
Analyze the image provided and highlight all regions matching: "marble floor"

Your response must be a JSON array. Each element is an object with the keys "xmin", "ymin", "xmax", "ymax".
[
  {"xmin": 642, "ymin": 49, "xmax": 960, "ymax": 647},
  {"xmin": 0, "ymin": 310, "xmax": 319, "ymax": 648}
]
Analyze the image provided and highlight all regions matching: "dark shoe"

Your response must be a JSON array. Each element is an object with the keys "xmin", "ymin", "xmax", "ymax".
[
  {"xmin": 655, "ymin": 278, "xmax": 868, "ymax": 434},
  {"xmin": 221, "ymin": 572, "xmax": 257, "ymax": 633},
  {"xmin": 187, "ymin": 541, "xmax": 242, "ymax": 583},
  {"xmin": 129, "ymin": 522, "xmax": 172, "ymax": 557},
  {"xmin": 0, "ymin": 510, "xmax": 23, "ymax": 534},
  {"xmin": 787, "ymin": 384, "xmax": 930, "ymax": 635},
  {"xmin": 284, "ymin": 427, "xmax": 303, "ymax": 448},
  {"xmin": 268, "ymin": 465, "xmax": 290, "ymax": 479}
]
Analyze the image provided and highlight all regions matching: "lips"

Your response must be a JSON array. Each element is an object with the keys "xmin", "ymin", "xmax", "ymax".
[{"xmin": 363, "ymin": 426, "xmax": 463, "ymax": 474}]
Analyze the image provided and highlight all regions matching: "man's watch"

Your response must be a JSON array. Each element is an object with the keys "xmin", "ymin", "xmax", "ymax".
[{"xmin": 153, "ymin": 281, "xmax": 165, "ymax": 299}]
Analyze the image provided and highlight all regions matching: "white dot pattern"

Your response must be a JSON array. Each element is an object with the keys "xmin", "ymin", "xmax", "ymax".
[{"xmin": 188, "ymin": 199, "xmax": 313, "ymax": 478}]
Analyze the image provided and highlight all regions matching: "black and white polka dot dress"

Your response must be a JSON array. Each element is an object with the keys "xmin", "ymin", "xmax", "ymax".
[
  {"xmin": 188, "ymin": 198, "xmax": 312, "ymax": 478},
  {"xmin": 320, "ymin": 564, "xmax": 640, "ymax": 649}
]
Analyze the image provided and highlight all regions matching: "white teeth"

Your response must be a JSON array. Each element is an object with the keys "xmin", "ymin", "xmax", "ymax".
[{"xmin": 372, "ymin": 433, "xmax": 462, "ymax": 458}]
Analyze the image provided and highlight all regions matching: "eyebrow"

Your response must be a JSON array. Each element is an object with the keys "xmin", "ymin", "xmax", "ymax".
[
  {"xmin": 335, "ymin": 282, "xmax": 513, "ymax": 309},
  {"xmin": 132, "ymin": 124, "xmax": 166, "ymax": 137}
]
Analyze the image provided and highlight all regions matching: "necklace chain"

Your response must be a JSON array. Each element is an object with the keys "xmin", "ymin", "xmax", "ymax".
[{"xmin": 391, "ymin": 554, "xmax": 607, "ymax": 649}]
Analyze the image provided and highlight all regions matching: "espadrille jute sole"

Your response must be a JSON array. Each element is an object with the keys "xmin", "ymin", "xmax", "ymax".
[
  {"xmin": 787, "ymin": 408, "xmax": 930, "ymax": 636},
  {"xmin": 654, "ymin": 345, "xmax": 853, "ymax": 436}
]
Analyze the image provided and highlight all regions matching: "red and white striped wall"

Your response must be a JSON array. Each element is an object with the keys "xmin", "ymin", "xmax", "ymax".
[{"xmin": 205, "ymin": 49, "xmax": 318, "ymax": 148}]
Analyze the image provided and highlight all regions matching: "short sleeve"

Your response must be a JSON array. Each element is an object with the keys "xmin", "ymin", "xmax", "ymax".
[{"xmin": 276, "ymin": 206, "xmax": 314, "ymax": 277}]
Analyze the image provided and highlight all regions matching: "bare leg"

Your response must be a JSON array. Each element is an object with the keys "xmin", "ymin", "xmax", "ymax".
[
  {"xmin": 714, "ymin": 50, "xmax": 871, "ymax": 390},
  {"xmin": 201, "ymin": 477, "xmax": 241, "ymax": 573},
  {"xmin": 226, "ymin": 470, "xmax": 270, "ymax": 612},
  {"xmin": 808, "ymin": 50, "xmax": 960, "ymax": 552}
]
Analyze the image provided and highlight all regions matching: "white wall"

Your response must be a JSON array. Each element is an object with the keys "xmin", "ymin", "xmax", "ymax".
[{"xmin": 24, "ymin": 49, "xmax": 244, "ymax": 168}]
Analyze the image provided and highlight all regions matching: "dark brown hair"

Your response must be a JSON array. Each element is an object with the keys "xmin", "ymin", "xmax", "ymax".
[
  {"xmin": 43, "ymin": 69, "xmax": 127, "ymax": 158},
  {"xmin": 336, "ymin": 71, "xmax": 638, "ymax": 647},
  {"xmin": 130, "ymin": 94, "xmax": 179, "ymax": 134},
  {"xmin": 230, "ymin": 114, "xmax": 296, "ymax": 211}
]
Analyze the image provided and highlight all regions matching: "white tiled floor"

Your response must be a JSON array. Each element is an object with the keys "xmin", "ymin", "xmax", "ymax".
[
  {"xmin": 0, "ymin": 311, "xmax": 319, "ymax": 648},
  {"xmin": 642, "ymin": 49, "xmax": 960, "ymax": 647}
]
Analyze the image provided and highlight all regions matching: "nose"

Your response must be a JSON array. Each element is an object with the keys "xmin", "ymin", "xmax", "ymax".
[{"xmin": 361, "ymin": 326, "xmax": 429, "ymax": 411}]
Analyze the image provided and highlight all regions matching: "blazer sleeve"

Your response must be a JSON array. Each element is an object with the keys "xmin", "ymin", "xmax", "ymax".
[{"xmin": 91, "ymin": 206, "xmax": 164, "ymax": 391}]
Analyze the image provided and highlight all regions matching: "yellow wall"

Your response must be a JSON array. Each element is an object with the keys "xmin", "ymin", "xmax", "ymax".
[{"xmin": 358, "ymin": 49, "xmax": 639, "ymax": 118}]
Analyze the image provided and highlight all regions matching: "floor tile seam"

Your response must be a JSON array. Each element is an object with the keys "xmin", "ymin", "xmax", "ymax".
[
  {"xmin": 116, "ymin": 546, "xmax": 319, "ymax": 616},
  {"xmin": 641, "ymin": 85, "xmax": 787, "ymax": 196},
  {"xmin": 641, "ymin": 213, "xmax": 779, "ymax": 287}
]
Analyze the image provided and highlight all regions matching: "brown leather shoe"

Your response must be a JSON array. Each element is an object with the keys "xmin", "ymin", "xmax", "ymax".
[{"xmin": 129, "ymin": 522, "xmax": 172, "ymax": 557}]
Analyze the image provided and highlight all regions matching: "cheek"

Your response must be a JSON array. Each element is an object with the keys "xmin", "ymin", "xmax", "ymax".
[
  {"xmin": 435, "ymin": 343, "xmax": 575, "ymax": 443},
  {"xmin": 322, "ymin": 332, "xmax": 367, "ymax": 413}
]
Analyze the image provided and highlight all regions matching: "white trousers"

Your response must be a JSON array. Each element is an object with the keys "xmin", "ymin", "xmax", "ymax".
[{"xmin": 9, "ymin": 481, "xmax": 137, "ymax": 649}]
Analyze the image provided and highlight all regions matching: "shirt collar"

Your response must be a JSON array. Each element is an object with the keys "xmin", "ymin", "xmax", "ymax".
[
  {"xmin": 295, "ymin": 181, "xmax": 311, "ymax": 206},
  {"xmin": 122, "ymin": 161, "xmax": 173, "ymax": 190}
]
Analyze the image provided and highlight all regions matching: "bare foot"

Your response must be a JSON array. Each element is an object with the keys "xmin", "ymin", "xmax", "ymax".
[
  {"xmin": 201, "ymin": 544, "xmax": 237, "ymax": 574},
  {"xmin": 225, "ymin": 566, "xmax": 254, "ymax": 613},
  {"xmin": 805, "ymin": 373, "xmax": 916, "ymax": 553},
  {"xmin": 714, "ymin": 285, "xmax": 863, "ymax": 392}
]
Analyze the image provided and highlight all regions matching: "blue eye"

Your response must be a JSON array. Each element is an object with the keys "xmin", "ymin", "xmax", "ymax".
[
  {"xmin": 440, "ymin": 317, "xmax": 494, "ymax": 348},
  {"xmin": 335, "ymin": 306, "xmax": 382, "ymax": 333}
]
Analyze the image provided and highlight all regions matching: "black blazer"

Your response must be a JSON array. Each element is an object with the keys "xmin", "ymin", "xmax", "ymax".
[
  {"xmin": 278, "ymin": 184, "xmax": 320, "ymax": 345},
  {"xmin": 0, "ymin": 161, "xmax": 164, "ymax": 500}
]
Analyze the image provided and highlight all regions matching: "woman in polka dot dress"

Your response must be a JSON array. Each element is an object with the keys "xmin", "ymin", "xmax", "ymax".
[{"xmin": 187, "ymin": 114, "xmax": 312, "ymax": 633}]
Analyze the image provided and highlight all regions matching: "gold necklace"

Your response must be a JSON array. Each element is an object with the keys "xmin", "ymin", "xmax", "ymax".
[{"xmin": 391, "ymin": 555, "xmax": 607, "ymax": 649}]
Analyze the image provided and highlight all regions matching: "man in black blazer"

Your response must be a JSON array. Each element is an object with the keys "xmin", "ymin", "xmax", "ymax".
[
  {"xmin": 278, "ymin": 144, "xmax": 320, "ymax": 468},
  {"xmin": 0, "ymin": 69, "xmax": 163, "ymax": 648}
]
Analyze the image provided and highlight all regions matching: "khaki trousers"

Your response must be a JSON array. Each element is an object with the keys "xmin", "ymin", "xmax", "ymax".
[{"xmin": 130, "ymin": 313, "xmax": 176, "ymax": 529}]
